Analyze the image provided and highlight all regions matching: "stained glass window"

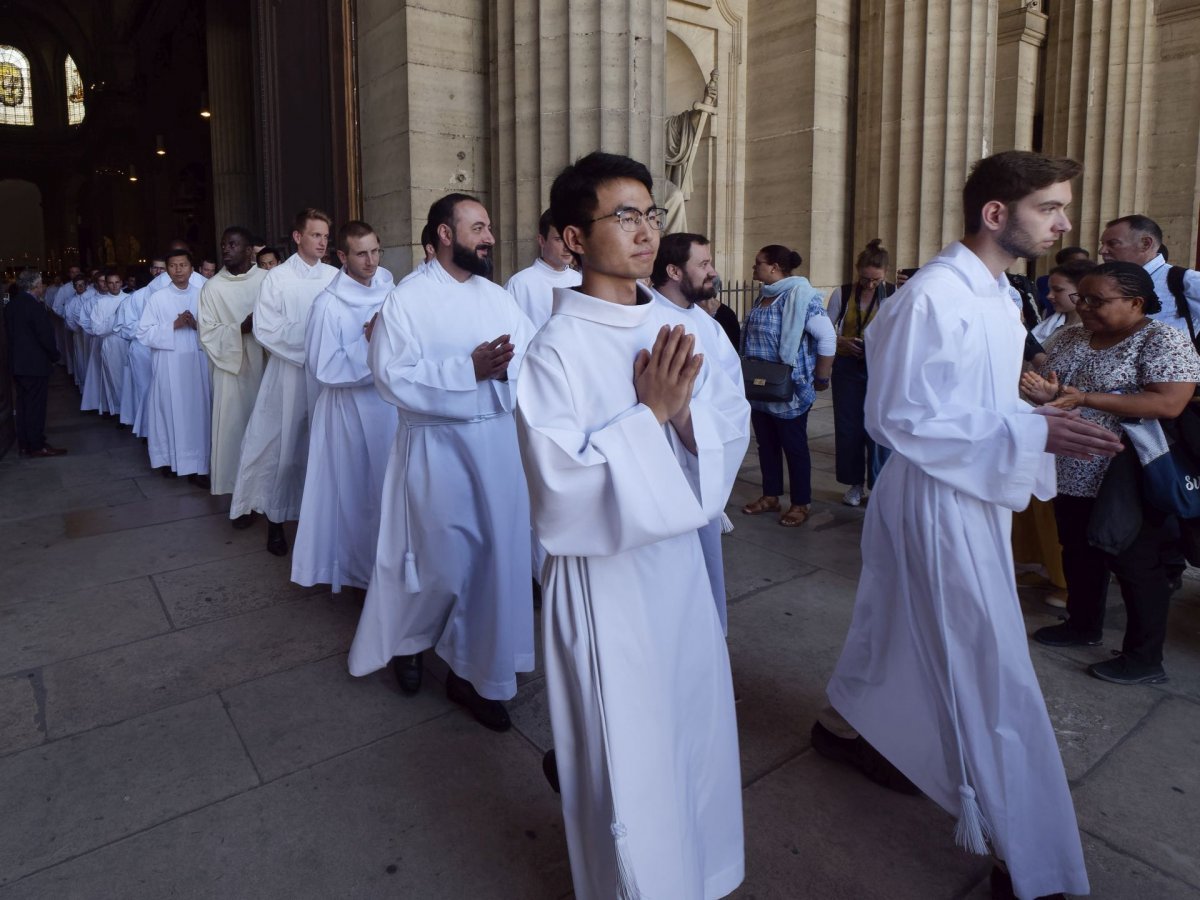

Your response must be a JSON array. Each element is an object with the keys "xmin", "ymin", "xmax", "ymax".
[
  {"xmin": 0, "ymin": 45, "xmax": 34, "ymax": 127},
  {"xmin": 65, "ymin": 54, "xmax": 84, "ymax": 125}
]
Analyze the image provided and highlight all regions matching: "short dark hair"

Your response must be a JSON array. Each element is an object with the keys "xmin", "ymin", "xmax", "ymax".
[
  {"xmin": 549, "ymin": 152, "xmax": 654, "ymax": 240},
  {"xmin": 166, "ymin": 249, "xmax": 194, "ymax": 265},
  {"xmin": 337, "ymin": 219, "xmax": 376, "ymax": 252},
  {"xmin": 962, "ymin": 151, "xmax": 1082, "ymax": 235},
  {"xmin": 759, "ymin": 245, "xmax": 803, "ymax": 274},
  {"xmin": 102, "ymin": 266, "xmax": 120, "ymax": 279},
  {"xmin": 1105, "ymin": 215, "xmax": 1163, "ymax": 251},
  {"xmin": 256, "ymin": 246, "xmax": 279, "ymax": 263},
  {"xmin": 426, "ymin": 193, "xmax": 480, "ymax": 245},
  {"xmin": 1085, "ymin": 260, "xmax": 1161, "ymax": 315},
  {"xmin": 1048, "ymin": 258, "xmax": 1096, "ymax": 286},
  {"xmin": 1054, "ymin": 246, "xmax": 1089, "ymax": 265},
  {"xmin": 651, "ymin": 232, "xmax": 708, "ymax": 288},
  {"xmin": 538, "ymin": 208, "xmax": 556, "ymax": 239},
  {"xmin": 419, "ymin": 221, "xmax": 437, "ymax": 250},
  {"xmin": 293, "ymin": 207, "xmax": 333, "ymax": 234},
  {"xmin": 222, "ymin": 225, "xmax": 254, "ymax": 244}
]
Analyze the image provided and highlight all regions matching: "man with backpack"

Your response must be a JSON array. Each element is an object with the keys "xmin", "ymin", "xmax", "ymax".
[{"xmin": 1100, "ymin": 214, "xmax": 1200, "ymax": 345}]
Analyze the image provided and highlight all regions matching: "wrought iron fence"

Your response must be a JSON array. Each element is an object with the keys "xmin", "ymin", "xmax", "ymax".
[{"xmin": 718, "ymin": 279, "xmax": 758, "ymax": 324}]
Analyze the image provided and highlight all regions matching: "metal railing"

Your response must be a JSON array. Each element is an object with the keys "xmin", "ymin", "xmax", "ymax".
[{"xmin": 718, "ymin": 279, "xmax": 758, "ymax": 323}]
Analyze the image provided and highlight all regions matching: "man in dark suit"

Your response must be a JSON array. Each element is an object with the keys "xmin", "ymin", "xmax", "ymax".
[{"xmin": 4, "ymin": 269, "xmax": 67, "ymax": 457}]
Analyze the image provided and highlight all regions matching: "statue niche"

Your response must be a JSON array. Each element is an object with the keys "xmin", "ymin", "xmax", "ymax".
[{"xmin": 662, "ymin": 67, "xmax": 718, "ymax": 235}]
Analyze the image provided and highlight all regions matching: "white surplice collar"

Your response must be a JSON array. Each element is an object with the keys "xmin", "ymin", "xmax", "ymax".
[{"xmin": 550, "ymin": 283, "xmax": 655, "ymax": 327}]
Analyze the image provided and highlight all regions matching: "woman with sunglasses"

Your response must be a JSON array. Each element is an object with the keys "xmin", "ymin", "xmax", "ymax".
[
  {"xmin": 1020, "ymin": 260, "xmax": 1200, "ymax": 685},
  {"xmin": 740, "ymin": 245, "xmax": 836, "ymax": 527}
]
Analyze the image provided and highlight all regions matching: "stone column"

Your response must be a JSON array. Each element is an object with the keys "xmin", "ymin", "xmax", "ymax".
[
  {"xmin": 851, "ymin": 0, "xmax": 998, "ymax": 274},
  {"xmin": 489, "ymin": 0, "xmax": 666, "ymax": 277},
  {"xmin": 206, "ymin": 0, "xmax": 260, "ymax": 239},
  {"xmin": 993, "ymin": 0, "xmax": 1047, "ymax": 153},
  {"xmin": 1040, "ymin": 0, "xmax": 1157, "ymax": 259},
  {"xmin": 1150, "ymin": 0, "xmax": 1200, "ymax": 267}
]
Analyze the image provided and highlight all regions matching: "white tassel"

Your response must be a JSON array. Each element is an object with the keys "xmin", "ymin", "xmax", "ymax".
[
  {"xmin": 719, "ymin": 511, "xmax": 735, "ymax": 534},
  {"xmin": 953, "ymin": 784, "xmax": 993, "ymax": 855},
  {"xmin": 611, "ymin": 822, "xmax": 643, "ymax": 900},
  {"xmin": 404, "ymin": 551, "xmax": 420, "ymax": 593}
]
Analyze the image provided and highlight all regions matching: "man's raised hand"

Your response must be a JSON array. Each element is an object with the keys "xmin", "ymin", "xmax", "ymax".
[
  {"xmin": 472, "ymin": 334, "xmax": 514, "ymax": 381},
  {"xmin": 1035, "ymin": 406, "xmax": 1124, "ymax": 460},
  {"xmin": 633, "ymin": 324, "xmax": 703, "ymax": 425}
]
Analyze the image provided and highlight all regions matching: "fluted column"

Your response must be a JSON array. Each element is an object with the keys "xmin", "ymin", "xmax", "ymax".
[
  {"xmin": 1150, "ymin": 0, "xmax": 1200, "ymax": 267},
  {"xmin": 206, "ymin": 0, "xmax": 260, "ymax": 239},
  {"xmin": 993, "ymin": 0, "xmax": 1048, "ymax": 153},
  {"xmin": 851, "ymin": 0, "xmax": 998, "ymax": 274},
  {"xmin": 489, "ymin": 0, "xmax": 666, "ymax": 278},
  {"xmin": 1041, "ymin": 0, "xmax": 1157, "ymax": 261}
]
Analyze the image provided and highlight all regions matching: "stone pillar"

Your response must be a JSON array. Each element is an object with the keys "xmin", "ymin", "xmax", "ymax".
[
  {"xmin": 1040, "ymin": 0, "xmax": 1157, "ymax": 260},
  {"xmin": 206, "ymin": 0, "xmax": 260, "ymax": 240},
  {"xmin": 1150, "ymin": 0, "xmax": 1200, "ymax": 268},
  {"xmin": 993, "ymin": 0, "xmax": 1047, "ymax": 153},
  {"xmin": 744, "ymin": 0, "xmax": 853, "ymax": 291},
  {"xmin": 488, "ymin": 0, "xmax": 666, "ymax": 278},
  {"xmin": 852, "ymin": 0, "xmax": 998, "ymax": 275}
]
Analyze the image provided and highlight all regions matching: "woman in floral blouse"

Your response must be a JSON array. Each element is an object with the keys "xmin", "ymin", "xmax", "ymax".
[{"xmin": 1020, "ymin": 261, "xmax": 1200, "ymax": 685}]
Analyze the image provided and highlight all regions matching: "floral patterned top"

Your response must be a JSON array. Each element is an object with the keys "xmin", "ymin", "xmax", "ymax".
[{"xmin": 1041, "ymin": 320, "xmax": 1200, "ymax": 497}]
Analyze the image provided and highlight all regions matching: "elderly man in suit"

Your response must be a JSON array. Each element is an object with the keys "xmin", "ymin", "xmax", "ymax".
[{"xmin": 4, "ymin": 269, "xmax": 67, "ymax": 457}]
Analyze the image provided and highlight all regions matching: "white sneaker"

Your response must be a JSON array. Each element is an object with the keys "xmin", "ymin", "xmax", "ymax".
[{"xmin": 842, "ymin": 484, "xmax": 865, "ymax": 507}]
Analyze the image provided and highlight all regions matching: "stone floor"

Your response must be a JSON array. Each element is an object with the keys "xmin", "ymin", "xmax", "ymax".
[{"xmin": 1, "ymin": 371, "xmax": 1198, "ymax": 899}]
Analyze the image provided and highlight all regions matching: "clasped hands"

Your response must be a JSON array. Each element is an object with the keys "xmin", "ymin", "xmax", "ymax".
[
  {"xmin": 173, "ymin": 310, "xmax": 197, "ymax": 330},
  {"xmin": 473, "ymin": 334, "xmax": 515, "ymax": 381},
  {"xmin": 1020, "ymin": 370, "xmax": 1123, "ymax": 461},
  {"xmin": 634, "ymin": 324, "xmax": 703, "ymax": 428}
]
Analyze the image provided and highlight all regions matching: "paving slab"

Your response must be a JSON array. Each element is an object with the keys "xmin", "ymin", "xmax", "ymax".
[
  {"xmin": 727, "ymin": 566, "xmax": 859, "ymax": 784},
  {"xmin": 153, "ymin": 549, "xmax": 325, "ymax": 627},
  {"xmin": 735, "ymin": 750, "xmax": 989, "ymax": 899},
  {"xmin": 1073, "ymin": 696, "xmax": 1200, "ymax": 891},
  {"xmin": 64, "ymin": 490, "xmax": 229, "ymax": 538},
  {"xmin": 0, "ymin": 694, "xmax": 257, "ymax": 886},
  {"xmin": 0, "ymin": 714, "xmax": 571, "ymax": 900},
  {"xmin": 508, "ymin": 673, "xmax": 554, "ymax": 754},
  {"xmin": 0, "ymin": 577, "xmax": 169, "ymax": 672},
  {"xmin": 725, "ymin": 503, "xmax": 865, "ymax": 582},
  {"xmin": 721, "ymin": 535, "xmax": 817, "ymax": 603},
  {"xmin": 41, "ymin": 596, "xmax": 359, "ymax": 738},
  {"xmin": 222, "ymin": 653, "xmax": 453, "ymax": 782},
  {"xmin": 0, "ymin": 477, "xmax": 143, "ymax": 525},
  {"xmin": 0, "ymin": 674, "xmax": 42, "ymax": 757}
]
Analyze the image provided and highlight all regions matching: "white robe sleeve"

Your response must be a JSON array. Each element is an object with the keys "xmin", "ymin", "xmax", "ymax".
[
  {"xmin": 253, "ymin": 276, "xmax": 305, "ymax": 365},
  {"xmin": 516, "ymin": 348, "xmax": 750, "ymax": 557},
  {"xmin": 307, "ymin": 297, "xmax": 373, "ymax": 388},
  {"xmin": 806, "ymin": 309, "xmax": 837, "ymax": 355},
  {"xmin": 367, "ymin": 297, "xmax": 513, "ymax": 420},
  {"xmin": 198, "ymin": 283, "xmax": 245, "ymax": 375},
  {"xmin": 864, "ymin": 290, "xmax": 1049, "ymax": 510},
  {"xmin": 136, "ymin": 296, "xmax": 176, "ymax": 351},
  {"xmin": 114, "ymin": 292, "xmax": 141, "ymax": 340}
]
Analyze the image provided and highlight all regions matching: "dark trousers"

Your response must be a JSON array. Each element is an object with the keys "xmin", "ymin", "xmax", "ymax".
[
  {"xmin": 750, "ymin": 409, "xmax": 811, "ymax": 505},
  {"xmin": 831, "ymin": 355, "xmax": 889, "ymax": 488},
  {"xmin": 1053, "ymin": 494, "xmax": 1173, "ymax": 665},
  {"xmin": 13, "ymin": 375, "xmax": 49, "ymax": 452}
]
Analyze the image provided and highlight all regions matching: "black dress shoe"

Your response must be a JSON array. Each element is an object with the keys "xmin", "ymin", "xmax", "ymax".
[
  {"xmin": 391, "ymin": 653, "xmax": 423, "ymax": 695},
  {"xmin": 989, "ymin": 863, "xmax": 1066, "ymax": 900},
  {"xmin": 446, "ymin": 670, "xmax": 511, "ymax": 732},
  {"xmin": 542, "ymin": 748, "xmax": 560, "ymax": 793},
  {"xmin": 810, "ymin": 721, "xmax": 920, "ymax": 795},
  {"xmin": 266, "ymin": 521, "xmax": 289, "ymax": 556},
  {"xmin": 41, "ymin": 443, "xmax": 68, "ymax": 456},
  {"xmin": 25, "ymin": 446, "xmax": 65, "ymax": 458},
  {"xmin": 232, "ymin": 512, "xmax": 258, "ymax": 530},
  {"xmin": 531, "ymin": 577, "xmax": 542, "ymax": 610},
  {"xmin": 187, "ymin": 473, "xmax": 211, "ymax": 490},
  {"xmin": 1031, "ymin": 622, "xmax": 1102, "ymax": 647}
]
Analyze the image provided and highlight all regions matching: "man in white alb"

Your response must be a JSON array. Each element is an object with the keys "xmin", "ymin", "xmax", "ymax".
[
  {"xmin": 230, "ymin": 209, "xmax": 337, "ymax": 555},
  {"xmin": 115, "ymin": 258, "xmax": 165, "ymax": 435},
  {"xmin": 824, "ymin": 151, "xmax": 1123, "ymax": 900},
  {"xmin": 198, "ymin": 226, "xmax": 267, "ymax": 509},
  {"xmin": 504, "ymin": 208, "xmax": 581, "ymax": 329},
  {"xmin": 292, "ymin": 220, "xmax": 395, "ymax": 593},
  {"xmin": 515, "ymin": 152, "xmax": 750, "ymax": 899},
  {"xmin": 348, "ymin": 193, "xmax": 535, "ymax": 733}
]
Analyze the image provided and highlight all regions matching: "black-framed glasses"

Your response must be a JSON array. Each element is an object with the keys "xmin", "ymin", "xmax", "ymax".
[
  {"xmin": 589, "ymin": 206, "xmax": 669, "ymax": 232},
  {"xmin": 1069, "ymin": 293, "xmax": 1133, "ymax": 309}
]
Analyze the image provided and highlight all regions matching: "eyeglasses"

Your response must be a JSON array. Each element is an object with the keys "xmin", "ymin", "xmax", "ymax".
[
  {"xmin": 589, "ymin": 206, "xmax": 668, "ymax": 232},
  {"xmin": 1069, "ymin": 293, "xmax": 1134, "ymax": 309}
]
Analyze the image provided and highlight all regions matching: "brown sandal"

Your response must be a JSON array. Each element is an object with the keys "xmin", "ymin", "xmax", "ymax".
[
  {"xmin": 742, "ymin": 496, "xmax": 781, "ymax": 516},
  {"xmin": 779, "ymin": 504, "xmax": 810, "ymax": 528}
]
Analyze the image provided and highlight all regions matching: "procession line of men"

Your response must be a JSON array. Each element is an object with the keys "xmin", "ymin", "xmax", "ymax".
[{"xmin": 23, "ymin": 146, "xmax": 1128, "ymax": 900}]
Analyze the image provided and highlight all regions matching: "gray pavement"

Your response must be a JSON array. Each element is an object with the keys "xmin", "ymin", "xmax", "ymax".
[{"xmin": 2, "ymin": 372, "xmax": 1198, "ymax": 899}]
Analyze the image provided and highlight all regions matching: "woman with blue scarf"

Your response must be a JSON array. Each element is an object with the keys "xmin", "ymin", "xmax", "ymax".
[{"xmin": 740, "ymin": 244, "xmax": 836, "ymax": 527}]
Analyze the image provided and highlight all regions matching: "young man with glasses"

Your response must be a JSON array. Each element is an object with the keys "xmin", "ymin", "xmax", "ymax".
[{"xmin": 515, "ymin": 152, "xmax": 750, "ymax": 899}]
